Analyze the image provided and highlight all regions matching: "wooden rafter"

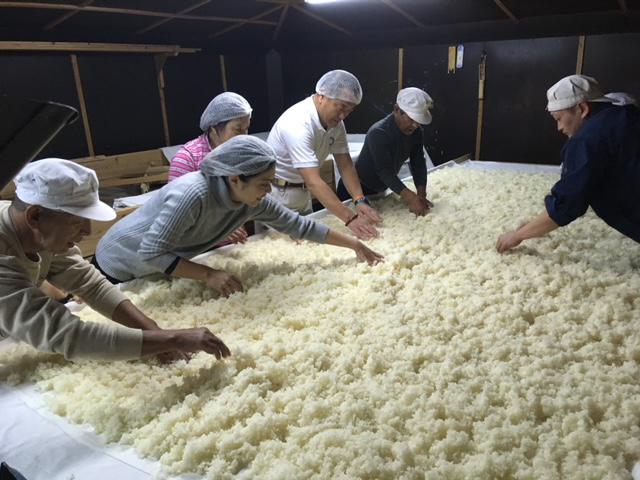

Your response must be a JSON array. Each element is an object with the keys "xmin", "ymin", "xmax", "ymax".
[
  {"xmin": 0, "ymin": 41, "xmax": 199, "ymax": 54},
  {"xmin": 576, "ymin": 35, "xmax": 586, "ymax": 74},
  {"xmin": 70, "ymin": 54, "xmax": 95, "ymax": 157},
  {"xmin": 256, "ymin": 0, "xmax": 351, "ymax": 36},
  {"xmin": 211, "ymin": 5, "xmax": 282, "ymax": 38},
  {"xmin": 380, "ymin": 0, "xmax": 425, "ymax": 28},
  {"xmin": 137, "ymin": 0, "xmax": 211, "ymax": 34},
  {"xmin": 493, "ymin": 0, "xmax": 519, "ymax": 23},
  {"xmin": 291, "ymin": 4, "xmax": 352, "ymax": 36},
  {"xmin": 273, "ymin": 4, "xmax": 290, "ymax": 40},
  {"xmin": 44, "ymin": 0, "xmax": 93, "ymax": 31},
  {"xmin": 0, "ymin": 2, "xmax": 277, "ymax": 26},
  {"xmin": 618, "ymin": 0, "xmax": 628, "ymax": 14}
]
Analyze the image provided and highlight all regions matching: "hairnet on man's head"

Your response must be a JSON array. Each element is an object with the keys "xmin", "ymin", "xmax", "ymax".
[
  {"xmin": 199, "ymin": 92, "xmax": 252, "ymax": 132},
  {"xmin": 200, "ymin": 135, "xmax": 276, "ymax": 177},
  {"xmin": 315, "ymin": 70, "xmax": 363, "ymax": 105}
]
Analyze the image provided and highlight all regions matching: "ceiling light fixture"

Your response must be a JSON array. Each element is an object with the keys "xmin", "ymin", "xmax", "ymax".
[{"xmin": 304, "ymin": 0, "xmax": 346, "ymax": 4}]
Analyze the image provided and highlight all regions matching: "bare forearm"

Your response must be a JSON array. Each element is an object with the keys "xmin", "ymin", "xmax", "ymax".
[
  {"xmin": 306, "ymin": 178, "xmax": 354, "ymax": 222},
  {"xmin": 112, "ymin": 299, "xmax": 159, "ymax": 330},
  {"xmin": 141, "ymin": 329, "xmax": 179, "ymax": 356},
  {"xmin": 171, "ymin": 258, "xmax": 214, "ymax": 282},
  {"xmin": 324, "ymin": 229, "xmax": 360, "ymax": 250},
  {"xmin": 517, "ymin": 211, "xmax": 559, "ymax": 241},
  {"xmin": 336, "ymin": 156, "xmax": 364, "ymax": 200}
]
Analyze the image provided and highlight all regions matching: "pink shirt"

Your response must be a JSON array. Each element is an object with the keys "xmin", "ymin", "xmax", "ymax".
[{"xmin": 168, "ymin": 134, "xmax": 213, "ymax": 181}]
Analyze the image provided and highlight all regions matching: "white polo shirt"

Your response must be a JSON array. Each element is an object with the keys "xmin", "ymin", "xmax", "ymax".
[{"xmin": 267, "ymin": 96, "xmax": 349, "ymax": 183}]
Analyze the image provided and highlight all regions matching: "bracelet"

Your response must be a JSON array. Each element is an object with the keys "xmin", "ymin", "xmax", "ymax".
[{"xmin": 345, "ymin": 213, "xmax": 358, "ymax": 227}]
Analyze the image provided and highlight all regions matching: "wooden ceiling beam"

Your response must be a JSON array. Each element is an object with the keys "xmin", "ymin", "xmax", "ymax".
[
  {"xmin": 0, "ymin": 2, "xmax": 277, "ymax": 26},
  {"xmin": 493, "ymin": 0, "xmax": 519, "ymax": 23},
  {"xmin": 44, "ymin": 0, "xmax": 93, "ymax": 31},
  {"xmin": 291, "ymin": 4, "xmax": 352, "ymax": 36},
  {"xmin": 0, "ymin": 41, "xmax": 199, "ymax": 54},
  {"xmin": 273, "ymin": 4, "xmax": 291, "ymax": 40},
  {"xmin": 137, "ymin": 0, "xmax": 211, "ymax": 34},
  {"xmin": 211, "ymin": 5, "xmax": 283, "ymax": 38},
  {"xmin": 380, "ymin": 0, "xmax": 425, "ymax": 28},
  {"xmin": 258, "ymin": 0, "xmax": 351, "ymax": 36}
]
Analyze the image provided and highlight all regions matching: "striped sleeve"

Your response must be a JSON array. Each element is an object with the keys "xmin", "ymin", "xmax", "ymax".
[{"xmin": 169, "ymin": 147, "xmax": 198, "ymax": 181}]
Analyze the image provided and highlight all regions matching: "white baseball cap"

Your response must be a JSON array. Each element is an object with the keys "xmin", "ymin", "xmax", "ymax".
[
  {"xmin": 546, "ymin": 75, "xmax": 612, "ymax": 112},
  {"xmin": 396, "ymin": 87, "xmax": 433, "ymax": 125},
  {"xmin": 14, "ymin": 158, "xmax": 116, "ymax": 221}
]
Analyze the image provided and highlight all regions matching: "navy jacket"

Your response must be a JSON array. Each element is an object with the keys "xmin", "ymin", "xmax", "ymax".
[
  {"xmin": 545, "ymin": 104, "xmax": 640, "ymax": 242},
  {"xmin": 355, "ymin": 114, "xmax": 427, "ymax": 195}
]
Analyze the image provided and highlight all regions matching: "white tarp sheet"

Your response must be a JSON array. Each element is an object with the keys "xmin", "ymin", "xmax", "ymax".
[{"xmin": 2, "ymin": 160, "xmax": 579, "ymax": 480}]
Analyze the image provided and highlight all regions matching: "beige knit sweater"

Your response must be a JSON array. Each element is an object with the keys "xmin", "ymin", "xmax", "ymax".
[{"xmin": 0, "ymin": 202, "xmax": 142, "ymax": 360}]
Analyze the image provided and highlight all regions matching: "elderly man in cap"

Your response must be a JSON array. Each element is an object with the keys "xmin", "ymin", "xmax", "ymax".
[
  {"xmin": 267, "ymin": 69, "xmax": 382, "ymax": 240},
  {"xmin": 0, "ymin": 158, "xmax": 231, "ymax": 361},
  {"xmin": 338, "ymin": 87, "xmax": 434, "ymax": 217},
  {"xmin": 497, "ymin": 74, "xmax": 640, "ymax": 252}
]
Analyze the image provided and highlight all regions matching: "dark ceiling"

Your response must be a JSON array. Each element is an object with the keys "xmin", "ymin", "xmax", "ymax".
[{"xmin": 1, "ymin": 0, "xmax": 639, "ymax": 52}]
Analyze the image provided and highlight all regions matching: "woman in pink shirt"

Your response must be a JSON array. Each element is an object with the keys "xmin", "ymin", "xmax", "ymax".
[
  {"xmin": 169, "ymin": 92, "xmax": 252, "ymax": 180},
  {"xmin": 170, "ymin": 92, "xmax": 252, "ymax": 244}
]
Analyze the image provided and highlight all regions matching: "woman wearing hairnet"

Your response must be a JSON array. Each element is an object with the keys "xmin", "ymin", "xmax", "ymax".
[
  {"xmin": 169, "ymin": 91, "xmax": 253, "ymax": 244},
  {"xmin": 93, "ymin": 136, "xmax": 383, "ymax": 297},
  {"xmin": 169, "ymin": 92, "xmax": 253, "ymax": 181}
]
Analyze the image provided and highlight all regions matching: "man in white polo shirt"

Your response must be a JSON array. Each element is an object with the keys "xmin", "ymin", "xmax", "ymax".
[{"xmin": 267, "ymin": 70, "xmax": 382, "ymax": 240}]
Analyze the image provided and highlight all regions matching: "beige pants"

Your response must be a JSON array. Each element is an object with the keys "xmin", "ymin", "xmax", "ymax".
[{"xmin": 269, "ymin": 186, "xmax": 313, "ymax": 215}]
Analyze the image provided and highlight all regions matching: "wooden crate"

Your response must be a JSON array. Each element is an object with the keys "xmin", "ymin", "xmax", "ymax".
[
  {"xmin": 77, "ymin": 206, "xmax": 137, "ymax": 258},
  {"xmin": 0, "ymin": 149, "xmax": 169, "ymax": 200}
]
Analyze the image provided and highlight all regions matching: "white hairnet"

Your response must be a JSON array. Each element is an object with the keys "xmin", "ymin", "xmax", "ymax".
[
  {"xmin": 200, "ymin": 135, "xmax": 276, "ymax": 177},
  {"xmin": 199, "ymin": 92, "xmax": 252, "ymax": 132},
  {"xmin": 315, "ymin": 69, "xmax": 363, "ymax": 105},
  {"xmin": 605, "ymin": 92, "xmax": 638, "ymax": 106}
]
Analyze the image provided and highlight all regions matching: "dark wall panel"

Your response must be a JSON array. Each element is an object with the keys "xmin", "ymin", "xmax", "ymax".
[
  {"xmin": 281, "ymin": 48, "xmax": 398, "ymax": 135},
  {"xmin": 163, "ymin": 53, "xmax": 223, "ymax": 145},
  {"xmin": 0, "ymin": 53, "xmax": 89, "ymax": 159},
  {"xmin": 583, "ymin": 32, "xmax": 640, "ymax": 100},
  {"xmin": 78, "ymin": 54, "xmax": 164, "ymax": 155},
  {"xmin": 405, "ymin": 43, "xmax": 482, "ymax": 165},
  {"xmin": 481, "ymin": 37, "xmax": 578, "ymax": 165},
  {"xmin": 281, "ymin": 51, "xmax": 333, "ymax": 110},
  {"xmin": 225, "ymin": 54, "xmax": 270, "ymax": 134}
]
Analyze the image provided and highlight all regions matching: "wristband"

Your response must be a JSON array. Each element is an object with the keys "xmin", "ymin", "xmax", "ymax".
[
  {"xmin": 345, "ymin": 214, "xmax": 358, "ymax": 227},
  {"xmin": 353, "ymin": 196, "xmax": 370, "ymax": 206}
]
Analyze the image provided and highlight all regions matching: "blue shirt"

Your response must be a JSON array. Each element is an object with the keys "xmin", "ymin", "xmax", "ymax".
[{"xmin": 545, "ymin": 105, "xmax": 640, "ymax": 242}]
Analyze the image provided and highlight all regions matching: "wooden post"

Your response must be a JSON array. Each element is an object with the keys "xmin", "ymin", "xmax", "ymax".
[
  {"xmin": 219, "ymin": 54, "xmax": 228, "ymax": 91},
  {"xmin": 475, "ymin": 52, "xmax": 487, "ymax": 161},
  {"xmin": 576, "ymin": 35, "xmax": 586, "ymax": 75},
  {"xmin": 70, "ymin": 54, "xmax": 95, "ymax": 156},
  {"xmin": 397, "ymin": 47, "xmax": 404, "ymax": 91},
  {"xmin": 154, "ymin": 54, "xmax": 171, "ymax": 146}
]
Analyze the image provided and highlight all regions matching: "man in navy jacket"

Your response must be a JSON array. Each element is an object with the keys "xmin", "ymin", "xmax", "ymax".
[{"xmin": 497, "ymin": 75, "xmax": 640, "ymax": 253}]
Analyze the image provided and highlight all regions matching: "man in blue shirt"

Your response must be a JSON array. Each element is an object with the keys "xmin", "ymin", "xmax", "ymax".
[
  {"xmin": 497, "ymin": 75, "xmax": 640, "ymax": 252},
  {"xmin": 337, "ymin": 87, "xmax": 434, "ymax": 216}
]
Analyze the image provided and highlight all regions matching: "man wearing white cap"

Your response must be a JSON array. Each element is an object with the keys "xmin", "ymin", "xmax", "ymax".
[
  {"xmin": 338, "ymin": 87, "xmax": 434, "ymax": 217},
  {"xmin": 0, "ymin": 158, "xmax": 231, "ymax": 361},
  {"xmin": 267, "ymin": 69, "xmax": 382, "ymax": 240},
  {"xmin": 497, "ymin": 74, "xmax": 640, "ymax": 252}
]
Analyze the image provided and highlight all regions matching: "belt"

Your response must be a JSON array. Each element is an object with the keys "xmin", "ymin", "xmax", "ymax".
[{"xmin": 272, "ymin": 178, "xmax": 306, "ymax": 188}]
